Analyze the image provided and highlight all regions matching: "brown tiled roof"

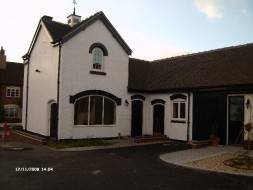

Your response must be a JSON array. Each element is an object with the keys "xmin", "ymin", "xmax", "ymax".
[
  {"xmin": 0, "ymin": 62, "xmax": 24, "ymax": 86},
  {"xmin": 129, "ymin": 43, "xmax": 253, "ymax": 92}
]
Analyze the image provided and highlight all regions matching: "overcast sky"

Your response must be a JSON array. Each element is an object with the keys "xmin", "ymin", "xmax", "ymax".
[{"xmin": 0, "ymin": 0, "xmax": 253, "ymax": 62}]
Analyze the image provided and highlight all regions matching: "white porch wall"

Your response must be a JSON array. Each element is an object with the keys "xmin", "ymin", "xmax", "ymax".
[
  {"xmin": 139, "ymin": 93, "xmax": 193, "ymax": 141},
  {"xmin": 58, "ymin": 20, "xmax": 130, "ymax": 139},
  {"xmin": 244, "ymin": 94, "xmax": 253, "ymax": 141}
]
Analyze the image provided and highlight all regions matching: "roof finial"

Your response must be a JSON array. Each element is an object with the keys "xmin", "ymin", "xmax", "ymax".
[{"xmin": 73, "ymin": 0, "xmax": 77, "ymax": 15}]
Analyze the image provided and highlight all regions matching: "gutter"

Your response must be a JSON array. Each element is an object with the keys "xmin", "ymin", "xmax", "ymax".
[
  {"xmin": 56, "ymin": 42, "xmax": 62, "ymax": 140},
  {"xmin": 24, "ymin": 57, "xmax": 30, "ymax": 131}
]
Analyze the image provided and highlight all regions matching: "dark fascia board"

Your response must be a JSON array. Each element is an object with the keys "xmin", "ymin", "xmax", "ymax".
[
  {"xmin": 57, "ymin": 12, "xmax": 132, "ymax": 55},
  {"xmin": 0, "ymin": 83, "xmax": 23, "ymax": 86},
  {"xmin": 128, "ymin": 87, "xmax": 191, "ymax": 94},
  {"xmin": 131, "ymin": 94, "xmax": 145, "ymax": 101},
  {"xmin": 22, "ymin": 23, "xmax": 42, "ymax": 61},
  {"xmin": 128, "ymin": 84, "xmax": 253, "ymax": 94},
  {"xmin": 151, "ymin": 99, "xmax": 166, "ymax": 105},
  {"xmin": 69, "ymin": 90, "xmax": 121, "ymax": 105}
]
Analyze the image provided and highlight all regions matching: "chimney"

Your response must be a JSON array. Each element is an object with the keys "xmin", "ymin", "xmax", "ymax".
[
  {"xmin": 42, "ymin": 15, "xmax": 53, "ymax": 22},
  {"xmin": 0, "ymin": 46, "xmax": 6, "ymax": 70},
  {"xmin": 67, "ymin": 10, "xmax": 81, "ymax": 27}
]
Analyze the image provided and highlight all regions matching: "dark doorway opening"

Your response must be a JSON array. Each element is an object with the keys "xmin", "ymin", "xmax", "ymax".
[
  {"xmin": 228, "ymin": 96, "xmax": 244, "ymax": 145},
  {"xmin": 50, "ymin": 103, "xmax": 58, "ymax": 138},
  {"xmin": 131, "ymin": 100, "xmax": 143, "ymax": 137},
  {"xmin": 193, "ymin": 92, "xmax": 227, "ymax": 144},
  {"xmin": 153, "ymin": 104, "xmax": 164, "ymax": 136}
]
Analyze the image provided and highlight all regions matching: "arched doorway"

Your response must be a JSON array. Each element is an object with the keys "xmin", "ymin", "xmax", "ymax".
[
  {"xmin": 152, "ymin": 99, "xmax": 165, "ymax": 136},
  {"xmin": 131, "ymin": 96, "xmax": 145, "ymax": 137}
]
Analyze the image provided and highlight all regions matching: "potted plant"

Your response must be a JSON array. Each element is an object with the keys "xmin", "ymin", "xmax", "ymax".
[{"xmin": 210, "ymin": 121, "xmax": 220, "ymax": 146}]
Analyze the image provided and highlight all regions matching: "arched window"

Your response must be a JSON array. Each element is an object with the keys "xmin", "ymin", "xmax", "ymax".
[
  {"xmin": 74, "ymin": 96, "xmax": 116, "ymax": 125},
  {"xmin": 92, "ymin": 48, "xmax": 103, "ymax": 70}
]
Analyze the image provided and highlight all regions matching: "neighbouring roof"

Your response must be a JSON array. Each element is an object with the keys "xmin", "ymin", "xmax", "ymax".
[
  {"xmin": 42, "ymin": 11, "xmax": 132, "ymax": 55},
  {"xmin": 0, "ymin": 62, "xmax": 24, "ymax": 86},
  {"xmin": 129, "ymin": 43, "xmax": 253, "ymax": 92}
]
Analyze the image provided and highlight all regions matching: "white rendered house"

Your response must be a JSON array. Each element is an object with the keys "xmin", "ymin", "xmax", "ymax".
[{"xmin": 22, "ymin": 11, "xmax": 253, "ymax": 144}]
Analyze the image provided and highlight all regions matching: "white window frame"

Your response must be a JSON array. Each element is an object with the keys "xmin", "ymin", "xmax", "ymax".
[
  {"xmin": 91, "ymin": 48, "xmax": 104, "ymax": 71},
  {"xmin": 74, "ymin": 95, "xmax": 116, "ymax": 126},
  {"xmin": 6, "ymin": 86, "xmax": 20, "ymax": 98},
  {"xmin": 172, "ymin": 99, "xmax": 186, "ymax": 121},
  {"xmin": 4, "ymin": 104, "xmax": 20, "ymax": 118}
]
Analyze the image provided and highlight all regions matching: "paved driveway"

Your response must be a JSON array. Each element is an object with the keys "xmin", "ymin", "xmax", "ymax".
[{"xmin": 0, "ymin": 142, "xmax": 252, "ymax": 190}]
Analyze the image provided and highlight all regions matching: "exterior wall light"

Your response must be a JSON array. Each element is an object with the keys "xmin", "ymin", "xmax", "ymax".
[{"xmin": 125, "ymin": 99, "xmax": 129, "ymax": 106}]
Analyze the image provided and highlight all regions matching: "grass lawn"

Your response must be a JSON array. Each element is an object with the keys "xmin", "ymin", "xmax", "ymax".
[{"xmin": 47, "ymin": 138, "xmax": 116, "ymax": 149}]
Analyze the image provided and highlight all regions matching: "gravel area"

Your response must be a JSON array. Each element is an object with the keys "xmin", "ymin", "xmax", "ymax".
[
  {"xmin": 160, "ymin": 146, "xmax": 253, "ymax": 176},
  {"xmin": 187, "ymin": 153, "xmax": 253, "ymax": 176}
]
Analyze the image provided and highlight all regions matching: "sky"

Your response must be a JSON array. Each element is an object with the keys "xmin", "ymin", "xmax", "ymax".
[{"xmin": 0, "ymin": 0, "xmax": 253, "ymax": 62}]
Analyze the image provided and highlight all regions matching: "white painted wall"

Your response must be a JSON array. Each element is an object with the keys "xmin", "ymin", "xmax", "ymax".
[
  {"xmin": 25, "ymin": 24, "xmax": 58, "ymax": 136},
  {"xmin": 244, "ymin": 94, "xmax": 253, "ymax": 141},
  {"xmin": 58, "ymin": 19, "xmax": 131, "ymax": 139},
  {"xmin": 132, "ymin": 93, "xmax": 192, "ymax": 141}
]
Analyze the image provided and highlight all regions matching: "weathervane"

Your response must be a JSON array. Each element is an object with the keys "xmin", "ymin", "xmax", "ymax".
[{"xmin": 73, "ymin": 0, "xmax": 77, "ymax": 15}]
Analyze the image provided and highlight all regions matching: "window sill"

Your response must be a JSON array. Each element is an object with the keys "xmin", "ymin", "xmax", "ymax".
[
  {"xmin": 74, "ymin": 125, "xmax": 116, "ymax": 127},
  {"xmin": 90, "ymin": 70, "xmax": 106, "ymax": 75},
  {"xmin": 171, "ymin": 120, "xmax": 186, "ymax": 124}
]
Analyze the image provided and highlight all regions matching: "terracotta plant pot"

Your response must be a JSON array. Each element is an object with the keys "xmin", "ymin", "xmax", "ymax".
[{"xmin": 211, "ymin": 137, "xmax": 220, "ymax": 146}]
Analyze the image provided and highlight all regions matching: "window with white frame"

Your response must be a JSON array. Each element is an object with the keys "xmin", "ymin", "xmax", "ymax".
[
  {"xmin": 6, "ymin": 87, "xmax": 20, "ymax": 98},
  {"xmin": 172, "ymin": 100, "xmax": 186, "ymax": 120},
  {"xmin": 4, "ymin": 105, "xmax": 19, "ymax": 118},
  {"xmin": 92, "ymin": 48, "xmax": 103, "ymax": 70},
  {"xmin": 74, "ymin": 96, "xmax": 116, "ymax": 125}
]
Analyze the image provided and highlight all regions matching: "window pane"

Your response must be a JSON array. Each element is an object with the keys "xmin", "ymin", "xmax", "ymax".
[
  {"xmin": 93, "ymin": 48, "xmax": 103, "ymax": 66},
  {"xmin": 180, "ymin": 102, "xmax": 186, "ymax": 118},
  {"xmin": 90, "ymin": 96, "xmax": 103, "ymax": 125},
  {"xmin": 74, "ymin": 97, "xmax": 89, "ymax": 125},
  {"xmin": 11, "ymin": 89, "xmax": 15, "ymax": 97},
  {"xmin": 104, "ymin": 98, "xmax": 115, "ymax": 125},
  {"xmin": 16, "ymin": 89, "xmax": 20, "ymax": 97},
  {"xmin": 173, "ymin": 102, "xmax": 178, "ymax": 118},
  {"xmin": 10, "ymin": 108, "xmax": 15, "ymax": 117},
  {"xmin": 4, "ymin": 108, "xmax": 9, "ymax": 117},
  {"xmin": 7, "ymin": 89, "xmax": 10, "ymax": 96}
]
